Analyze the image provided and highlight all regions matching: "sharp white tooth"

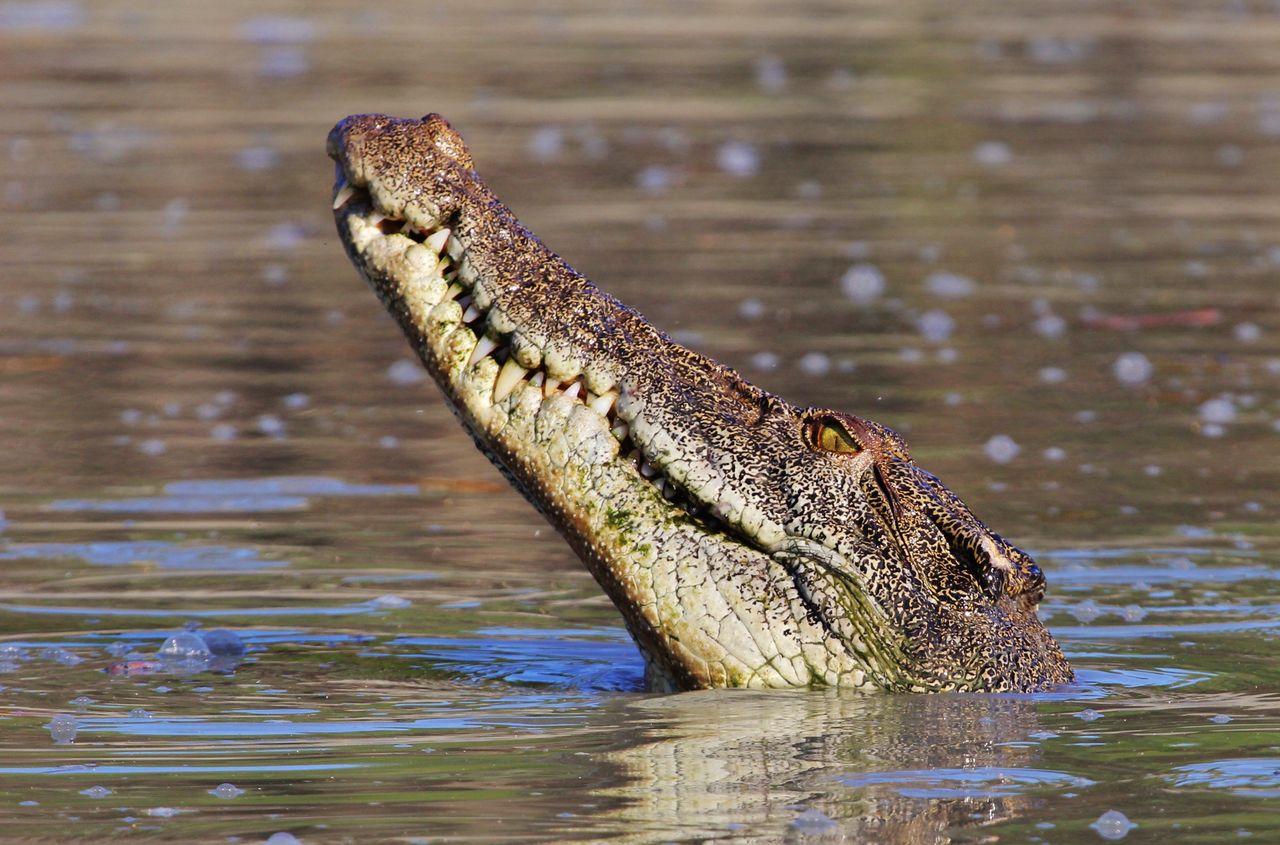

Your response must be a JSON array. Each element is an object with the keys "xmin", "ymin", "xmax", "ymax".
[
  {"xmin": 434, "ymin": 256, "xmax": 452, "ymax": 277},
  {"xmin": 468, "ymin": 335, "xmax": 498, "ymax": 367},
  {"xmin": 444, "ymin": 283, "xmax": 463, "ymax": 301},
  {"xmin": 639, "ymin": 460, "xmax": 657, "ymax": 478},
  {"xmin": 563, "ymin": 381, "xmax": 581, "ymax": 400},
  {"xmin": 493, "ymin": 358, "xmax": 528, "ymax": 402},
  {"xmin": 543, "ymin": 378, "xmax": 561, "ymax": 397},
  {"xmin": 446, "ymin": 233, "xmax": 465, "ymax": 259},
  {"xmin": 653, "ymin": 478, "xmax": 667, "ymax": 494},
  {"xmin": 663, "ymin": 484, "xmax": 678, "ymax": 500},
  {"xmin": 462, "ymin": 304, "xmax": 481, "ymax": 323},
  {"xmin": 424, "ymin": 228, "xmax": 451, "ymax": 254},
  {"xmin": 332, "ymin": 181, "xmax": 357, "ymax": 210},
  {"xmin": 457, "ymin": 294, "xmax": 472, "ymax": 309},
  {"xmin": 369, "ymin": 211, "xmax": 387, "ymax": 227},
  {"xmin": 611, "ymin": 421, "xmax": 629, "ymax": 441},
  {"xmin": 589, "ymin": 390, "xmax": 618, "ymax": 417},
  {"xmin": 529, "ymin": 371, "xmax": 545, "ymax": 388}
]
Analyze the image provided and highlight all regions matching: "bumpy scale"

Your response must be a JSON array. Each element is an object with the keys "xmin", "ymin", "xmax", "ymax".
[{"xmin": 327, "ymin": 113, "xmax": 1073, "ymax": 693}]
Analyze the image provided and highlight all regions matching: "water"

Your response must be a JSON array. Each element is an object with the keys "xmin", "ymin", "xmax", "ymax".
[{"xmin": 1, "ymin": 1, "xmax": 1277, "ymax": 841}]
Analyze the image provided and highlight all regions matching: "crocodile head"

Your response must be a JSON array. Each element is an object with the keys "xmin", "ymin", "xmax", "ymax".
[{"xmin": 327, "ymin": 113, "xmax": 1073, "ymax": 693}]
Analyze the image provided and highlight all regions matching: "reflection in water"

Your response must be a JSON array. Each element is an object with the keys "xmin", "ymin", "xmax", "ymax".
[{"xmin": 595, "ymin": 691, "xmax": 1056, "ymax": 842}]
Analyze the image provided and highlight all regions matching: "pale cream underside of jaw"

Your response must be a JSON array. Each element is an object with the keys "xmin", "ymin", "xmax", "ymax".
[{"xmin": 332, "ymin": 180, "xmax": 881, "ymax": 690}]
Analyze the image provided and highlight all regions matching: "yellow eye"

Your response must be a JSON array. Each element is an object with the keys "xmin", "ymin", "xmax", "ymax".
[{"xmin": 807, "ymin": 417, "xmax": 862, "ymax": 455}]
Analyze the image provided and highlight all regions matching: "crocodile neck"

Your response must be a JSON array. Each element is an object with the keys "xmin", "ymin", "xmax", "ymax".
[{"xmin": 327, "ymin": 113, "xmax": 1072, "ymax": 693}]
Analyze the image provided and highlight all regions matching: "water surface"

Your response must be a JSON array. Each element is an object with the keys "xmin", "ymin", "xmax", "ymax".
[{"xmin": 0, "ymin": 1, "xmax": 1277, "ymax": 842}]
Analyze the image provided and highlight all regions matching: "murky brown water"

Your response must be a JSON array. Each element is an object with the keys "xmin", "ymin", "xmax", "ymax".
[{"xmin": 1, "ymin": 1, "xmax": 1277, "ymax": 842}]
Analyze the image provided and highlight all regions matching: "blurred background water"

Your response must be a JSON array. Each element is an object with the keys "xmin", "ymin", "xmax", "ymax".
[{"xmin": 0, "ymin": 1, "xmax": 1277, "ymax": 842}]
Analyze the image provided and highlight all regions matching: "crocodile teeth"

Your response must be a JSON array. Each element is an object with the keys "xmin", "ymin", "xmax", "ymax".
[
  {"xmin": 468, "ymin": 335, "xmax": 498, "ymax": 367},
  {"xmin": 493, "ymin": 358, "xmax": 527, "ymax": 402},
  {"xmin": 446, "ymin": 233, "xmax": 465, "ymax": 260},
  {"xmin": 462, "ymin": 304, "xmax": 481, "ymax": 324},
  {"xmin": 611, "ymin": 421, "xmax": 629, "ymax": 441},
  {"xmin": 529, "ymin": 371, "xmax": 545, "ymax": 388},
  {"xmin": 589, "ymin": 390, "xmax": 618, "ymax": 417},
  {"xmin": 332, "ymin": 181, "xmax": 357, "ymax": 210},
  {"xmin": 639, "ymin": 460, "xmax": 657, "ymax": 478},
  {"xmin": 543, "ymin": 378, "xmax": 561, "ymax": 398},
  {"xmin": 563, "ymin": 381, "xmax": 581, "ymax": 400},
  {"xmin": 424, "ymin": 228, "xmax": 450, "ymax": 254}
]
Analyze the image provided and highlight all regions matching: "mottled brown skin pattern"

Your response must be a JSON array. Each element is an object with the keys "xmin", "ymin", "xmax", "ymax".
[{"xmin": 327, "ymin": 113, "xmax": 1073, "ymax": 692}]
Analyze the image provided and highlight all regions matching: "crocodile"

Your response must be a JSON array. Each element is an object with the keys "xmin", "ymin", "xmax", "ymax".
[{"xmin": 327, "ymin": 113, "xmax": 1073, "ymax": 693}]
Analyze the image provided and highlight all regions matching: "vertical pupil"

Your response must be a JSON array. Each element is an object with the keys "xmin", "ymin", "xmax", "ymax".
[{"xmin": 815, "ymin": 420, "xmax": 859, "ymax": 454}]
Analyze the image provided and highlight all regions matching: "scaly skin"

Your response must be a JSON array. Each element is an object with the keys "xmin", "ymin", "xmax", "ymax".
[{"xmin": 327, "ymin": 113, "xmax": 1073, "ymax": 693}]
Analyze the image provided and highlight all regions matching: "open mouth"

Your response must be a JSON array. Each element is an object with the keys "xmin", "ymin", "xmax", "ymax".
[{"xmin": 332, "ymin": 175, "xmax": 709, "ymax": 522}]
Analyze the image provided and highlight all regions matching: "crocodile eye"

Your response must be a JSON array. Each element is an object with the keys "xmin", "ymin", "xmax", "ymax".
[{"xmin": 805, "ymin": 416, "xmax": 863, "ymax": 455}]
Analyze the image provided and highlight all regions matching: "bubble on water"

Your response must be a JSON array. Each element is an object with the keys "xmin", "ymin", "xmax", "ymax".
[
  {"xmin": 1071, "ymin": 600, "xmax": 1102, "ymax": 623},
  {"xmin": 917, "ymin": 310, "xmax": 955, "ymax": 343},
  {"xmin": 1199, "ymin": 397, "xmax": 1237, "ymax": 425},
  {"xmin": 1113, "ymin": 352, "xmax": 1153, "ymax": 386},
  {"xmin": 754, "ymin": 55, "xmax": 787, "ymax": 94},
  {"xmin": 210, "ymin": 423, "xmax": 238, "ymax": 442},
  {"xmin": 266, "ymin": 832, "xmax": 303, "ymax": 845},
  {"xmin": 1216, "ymin": 144, "xmax": 1244, "ymax": 168},
  {"xmin": 158, "ymin": 631, "xmax": 211, "ymax": 663},
  {"xmin": 1234, "ymin": 322, "xmax": 1261, "ymax": 344},
  {"xmin": 716, "ymin": 141, "xmax": 760, "ymax": 178},
  {"xmin": 1091, "ymin": 810, "xmax": 1136, "ymax": 840},
  {"xmin": 1187, "ymin": 100, "xmax": 1229, "ymax": 125},
  {"xmin": 922, "ymin": 271, "xmax": 974, "ymax": 299},
  {"xmin": 1075, "ymin": 708, "xmax": 1104, "ymax": 722},
  {"xmin": 527, "ymin": 126, "xmax": 563, "ymax": 161},
  {"xmin": 378, "ymin": 435, "xmax": 399, "ymax": 449},
  {"xmin": 257, "ymin": 415, "xmax": 286, "ymax": 438},
  {"xmin": 262, "ymin": 263, "xmax": 289, "ymax": 287},
  {"xmin": 120, "ymin": 408, "xmax": 142, "ymax": 425},
  {"xmin": 635, "ymin": 164, "xmax": 671, "ymax": 194},
  {"xmin": 839, "ymin": 263, "xmax": 885, "ymax": 304},
  {"xmin": 146, "ymin": 807, "xmax": 180, "ymax": 818},
  {"xmin": 387, "ymin": 359, "xmax": 425, "ymax": 386},
  {"xmin": 1122, "ymin": 604, "xmax": 1147, "ymax": 622},
  {"xmin": 1043, "ymin": 447, "xmax": 1067, "ymax": 462},
  {"xmin": 48, "ymin": 713, "xmax": 77, "ymax": 744},
  {"xmin": 797, "ymin": 352, "xmax": 831, "ymax": 376},
  {"xmin": 790, "ymin": 808, "xmax": 837, "ymax": 834},
  {"xmin": 200, "ymin": 629, "xmax": 245, "ymax": 658},
  {"xmin": 984, "ymin": 434, "xmax": 1020, "ymax": 464},
  {"xmin": 210, "ymin": 783, "xmax": 245, "ymax": 799},
  {"xmin": 282, "ymin": 392, "xmax": 310, "ymax": 410},
  {"xmin": 1039, "ymin": 367, "xmax": 1068, "ymax": 384},
  {"xmin": 1033, "ymin": 312, "xmax": 1067, "ymax": 339},
  {"xmin": 1208, "ymin": 714, "xmax": 1233, "ymax": 724},
  {"xmin": 161, "ymin": 198, "xmax": 189, "ymax": 234},
  {"xmin": 372, "ymin": 594, "xmax": 411, "ymax": 609},
  {"xmin": 0, "ymin": 508, "xmax": 7, "ymax": 532},
  {"xmin": 129, "ymin": 708, "xmax": 153, "ymax": 719},
  {"xmin": 70, "ymin": 695, "xmax": 94, "ymax": 707},
  {"xmin": 936, "ymin": 347, "xmax": 958, "ymax": 364},
  {"xmin": 738, "ymin": 298, "xmax": 765, "ymax": 320},
  {"xmin": 750, "ymin": 351, "xmax": 779, "ymax": 371},
  {"xmin": 900, "ymin": 347, "xmax": 924, "ymax": 364},
  {"xmin": 262, "ymin": 224, "xmax": 304, "ymax": 255},
  {"xmin": 1202, "ymin": 423, "xmax": 1226, "ymax": 438},
  {"xmin": 138, "ymin": 438, "xmax": 167, "ymax": 457},
  {"xmin": 237, "ymin": 145, "xmax": 280, "ymax": 172},
  {"xmin": 1026, "ymin": 35, "xmax": 1093, "ymax": 64},
  {"xmin": 44, "ymin": 647, "xmax": 82, "ymax": 666},
  {"xmin": 1076, "ymin": 409, "xmax": 1098, "ymax": 424},
  {"xmin": 973, "ymin": 141, "xmax": 1012, "ymax": 167},
  {"xmin": 80, "ymin": 786, "xmax": 112, "ymax": 798},
  {"xmin": 241, "ymin": 15, "xmax": 316, "ymax": 43}
]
